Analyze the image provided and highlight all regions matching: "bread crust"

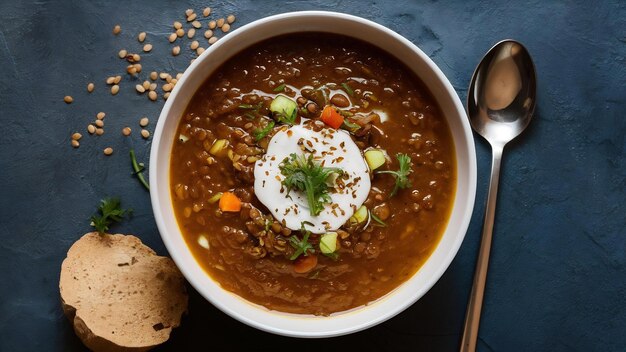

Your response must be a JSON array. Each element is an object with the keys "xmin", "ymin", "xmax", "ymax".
[{"xmin": 60, "ymin": 233, "xmax": 188, "ymax": 352}]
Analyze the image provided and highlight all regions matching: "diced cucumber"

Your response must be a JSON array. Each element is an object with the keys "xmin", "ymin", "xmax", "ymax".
[
  {"xmin": 320, "ymin": 232, "xmax": 338, "ymax": 254},
  {"xmin": 209, "ymin": 139, "xmax": 229, "ymax": 156},
  {"xmin": 270, "ymin": 95, "xmax": 297, "ymax": 122},
  {"xmin": 365, "ymin": 149, "xmax": 386, "ymax": 170},
  {"xmin": 350, "ymin": 205, "xmax": 368, "ymax": 224}
]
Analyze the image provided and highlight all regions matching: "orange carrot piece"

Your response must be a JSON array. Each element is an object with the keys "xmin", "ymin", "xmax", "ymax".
[
  {"xmin": 320, "ymin": 105, "xmax": 344, "ymax": 129},
  {"xmin": 294, "ymin": 254, "xmax": 318, "ymax": 274},
  {"xmin": 218, "ymin": 192, "xmax": 241, "ymax": 212}
]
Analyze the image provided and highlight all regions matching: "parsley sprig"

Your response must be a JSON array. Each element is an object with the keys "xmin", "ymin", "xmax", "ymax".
[
  {"xmin": 376, "ymin": 153, "xmax": 413, "ymax": 197},
  {"xmin": 90, "ymin": 198, "xmax": 132, "ymax": 235},
  {"xmin": 289, "ymin": 222, "xmax": 315, "ymax": 260},
  {"xmin": 280, "ymin": 153, "xmax": 343, "ymax": 216}
]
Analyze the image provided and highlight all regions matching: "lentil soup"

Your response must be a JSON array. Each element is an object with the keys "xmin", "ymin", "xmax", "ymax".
[{"xmin": 170, "ymin": 33, "xmax": 456, "ymax": 315}]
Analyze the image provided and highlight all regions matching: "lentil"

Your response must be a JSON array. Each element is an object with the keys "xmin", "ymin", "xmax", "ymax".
[
  {"xmin": 190, "ymin": 40, "xmax": 199, "ymax": 50},
  {"xmin": 135, "ymin": 84, "xmax": 146, "ymax": 93},
  {"xmin": 138, "ymin": 32, "xmax": 146, "ymax": 42},
  {"xmin": 122, "ymin": 127, "xmax": 132, "ymax": 136},
  {"xmin": 95, "ymin": 128, "xmax": 104, "ymax": 136},
  {"xmin": 208, "ymin": 36, "xmax": 218, "ymax": 44},
  {"xmin": 221, "ymin": 23, "xmax": 231, "ymax": 32},
  {"xmin": 148, "ymin": 91, "xmax": 157, "ymax": 101},
  {"xmin": 87, "ymin": 124, "xmax": 96, "ymax": 134},
  {"xmin": 196, "ymin": 47, "xmax": 205, "ymax": 55},
  {"xmin": 204, "ymin": 29, "xmax": 213, "ymax": 39},
  {"xmin": 112, "ymin": 25, "xmax": 121, "ymax": 35},
  {"xmin": 96, "ymin": 112, "xmax": 105, "ymax": 120},
  {"xmin": 162, "ymin": 83, "xmax": 173, "ymax": 92},
  {"xmin": 168, "ymin": 33, "xmax": 177, "ymax": 42},
  {"xmin": 111, "ymin": 85, "xmax": 119, "ymax": 95},
  {"xmin": 141, "ymin": 129, "xmax": 150, "ymax": 139},
  {"xmin": 216, "ymin": 18, "xmax": 225, "ymax": 27},
  {"xmin": 139, "ymin": 117, "xmax": 149, "ymax": 127},
  {"xmin": 227, "ymin": 14, "xmax": 236, "ymax": 24},
  {"xmin": 71, "ymin": 140, "xmax": 80, "ymax": 148},
  {"xmin": 203, "ymin": 7, "xmax": 211, "ymax": 17},
  {"xmin": 187, "ymin": 28, "xmax": 196, "ymax": 38},
  {"xmin": 103, "ymin": 147, "xmax": 113, "ymax": 155},
  {"xmin": 176, "ymin": 28, "xmax": 185, "ymax": 37},
  {"xmin": 208, "ymin": 20, "xmax": 216, "ymax": 29},
  {"xmin": 142, "ymin": 80, "xmax": 151, "ymax": 90},
  {"xmin": 114, "ymin": 75, "xmax": 122, "ymax": 84},
  {"xmin": 106, "ymin": 76, "xmax": 115, "ymax": 85},
  {"xmin": 87, "ymin": 83, "xmax": 94, "ymax": 93},
  {"xmin": 191, "ymin": 20, "xmax": 202, "ymax": 29},
  {"xmin": 187, "ymin": 13, "xmax": 197, "ymax": 22},
  {"xmin": 172, "ymin": 46, "xmax": 181, "ymax": 56},
  {"xmin": 95, "ymin": 119, "xmax": 104, "ymax": 128},
  {"xmin": 173, "ymin": 21, "xmax": 182, "ymax": 29},
  {"xmin": 143, "ymin": 44, "xmax": 153, "ymax": 52},
  {"xmin": 71, "ymin": 132, "xmax": 82, "ymax": 140},
  {"xmin": 149, "ymin": 83, "xmax": 157, "ymax": 91},
  {"xmin": 64, "ymin": 96, "xmax": 73, "ymax": 104},
  {"xmin": 163, "ymin": 92, "xmax": 170, "ymax": 100},
  {"xmin": 150, "ymin": 71, "xmax": 158, "ymax": 80}
]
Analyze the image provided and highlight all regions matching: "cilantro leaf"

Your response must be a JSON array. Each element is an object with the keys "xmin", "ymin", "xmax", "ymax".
[
  {"xmin": 279, "ymin": 153, "xmax": 343, "ymax": 216},
  {"xmin": 90, "ymin": 198, "xmax": 132, "ymax": 235},
  {"xmin": 253, "ymin": 120, "xmax": 275, "ymax": 141}
]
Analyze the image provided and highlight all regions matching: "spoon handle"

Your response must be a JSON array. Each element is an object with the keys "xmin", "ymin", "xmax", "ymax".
[{"xmin": 460, "ymin": 144, "xmax": 504, "ymax": 352}]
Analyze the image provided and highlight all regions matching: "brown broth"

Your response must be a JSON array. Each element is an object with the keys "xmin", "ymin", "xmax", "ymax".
[{"xmin": 170, "ymin": 33, "xmax": 456, "ymax": 315}]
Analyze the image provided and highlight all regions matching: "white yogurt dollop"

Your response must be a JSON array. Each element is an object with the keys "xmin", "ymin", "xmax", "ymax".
[{"xmin": 254, "ymin": 124, "xmax": 371, "ymax": 233}]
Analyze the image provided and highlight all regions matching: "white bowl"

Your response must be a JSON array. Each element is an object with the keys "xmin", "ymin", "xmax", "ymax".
[{"xmin": 150, "ymin": 11, "xmax": 476, "ymax": 338}]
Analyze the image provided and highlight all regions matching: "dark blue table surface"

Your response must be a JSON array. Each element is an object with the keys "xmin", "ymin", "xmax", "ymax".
[{"xmin": 1, "ymin": 1, "xmax": 624, "ymax": 351}]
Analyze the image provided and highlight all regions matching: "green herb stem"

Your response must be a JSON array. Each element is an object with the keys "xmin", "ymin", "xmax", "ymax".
[{"xmin": 130, "ymin": 149, "xmax": 150, "ymax": 191}]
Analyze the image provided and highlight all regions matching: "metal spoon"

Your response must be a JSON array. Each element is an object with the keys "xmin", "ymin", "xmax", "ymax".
[{"xmin": 460, "ymin": 39, "xmax": 536, "ymax": 352}]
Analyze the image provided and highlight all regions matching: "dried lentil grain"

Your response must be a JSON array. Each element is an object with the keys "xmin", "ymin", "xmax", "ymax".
[
  {"xmin": 113, "ymin": 25, "xmax": 121, "ymax": 35},
  {"xmin": 203, "ymin": 7, "xmax": 211, "ymax": 17},
  {"xmin": 187, "ymin": 13, "xmax": 197, "ymax": 22},
  {"xmin": 103, "ymin": 147, "xmax": 113, "ymax": 155},
  {"xmin": 106, "ymin": 76, "xmax": 115, "ymax": 84},
  {"xmin": 196, "ymin": 47, "xmax": 205, "ymax": 55},
  {"xmin": 190, "ymin": 40, "xmax": 199, "ymax": 50},
  {"xmin": 173, "ymin": 21, "xmax": 182, "ymax": 29},
  {"xmin": 71, "ymin": 140, "xmax": 80, "ymax": 148},
  {"xmin": 216, "ymin": 18, "xmax": 225, "ymax": 27},
  {"xmin": 208, "ymin": 20, "xmax": 216, "ymax": 29},
  {"xmin": 139, "ymin": 117, "xmax": 149, "ymax": 127},
  {"xmin": 227, "ymin": 14, "xmax": 236, "ymax": 24},
  {"xmin": 87, "ymin": 124, "xmax": 96, "ymax": 134},
  {"xmin": 142, "ymin": 80, "xmax": 150, "ymax": 90},
  {"xmin": 114, "ymin": 75, "xmax": 122, "ymax": 84},
  {"xmin": 96, "ymin": 112, "xmax": 105, "ymax": 120},
  {"xmin": 135, "ymin": 84, "xmax": 146, "ymax": 93},
  {"xmin": 64, "ymin": 96, "xmax": 73, "ymax": 104},
  {"xmin": 162, "ymin": 83, "xmax": 173, "ymax": 92},
  {"xmin": 122, "ymin": 127, "xmax": 131, "ymax": 136},
  {"xmin": 164, "ymin": 92, "xmax": 170, "ymax": 100},
  {"xmin": 95, "ymin": 128, "xmax": 104, "ymax": 136},
  {"xmin": 143, "ymin": 44, "xmax": 152, "ymax": 52},
  {"xmin": 87, "ymin": 83, "xmax": 94, "ymax": 93},
  {"xmin": 204, "ymin": 29, "xmax": 213, "ymax": 39},
  {"xmin": 172, "ymin": 46, "xmax": 181, "ymax": 56},
  {"xmin": 138, "ymin": 32, "xmax": 146, "ymax": 42},
  {"xmin": 127, "ymin": 65, "xmax": 137, "ymax": 74},
  {"xmin": 149, "ymin": 83, "xmax": 157, "ymax": 91},
  {"xmin": 185, "ymin": 8, "xmax": 194, "ymax": 16},
  {"xmin": 176, "ymin": 28, "xmax": 184, "ymax": 37},
  {"xmin": 150, "ymin": 71, "xmax": 157, "ymax": 80},
  {"xmin": 71, "ymin": 132, "xmax": 82, "ymax": 140},
  {"xmin": 191, "ymin": 20, "xmax": 201, "ymax": 29},
  {"xmin": 148, "ymin": 91, "xmax": 157, "ymax": 101},
  {"xmin": 221, "ymin": 23, "xmax": 230, "ymax": 32},
  {"xmin": 187, "ymin": 28, "xmax": 195, "ymax": 38},
  {"xmin": 132, "ymin": 54, "xmax": 141, "ymax": 62},
  {"xmin": 159, "ymin": 72, "xmax": 169, "ymax": 80},
  {"xmin": 133, "ymin": 63, "xmax": 142, "ymax": 73},
  {"xmin": 208, "ymin": 36, "xmax": 218, "ymax": 44},
  {"xmin": 111, "ymin": 85, "xmax": 119, "ymax": 95},
  {"xmin": 141, "ymin": 129, "xmax": 150, "ymax": 139},
  {"xmin": 95, "ymin": 119, "xmax": 104, "ymax": 128},
  {"xmin": 168, "ymin": 33, "xmax": 177, "ymax": 42}
]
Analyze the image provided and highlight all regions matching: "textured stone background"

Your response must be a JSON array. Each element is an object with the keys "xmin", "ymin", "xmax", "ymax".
[{"xmin": 0, "ymin": 1, "xmax": 624, "ymax": 351}]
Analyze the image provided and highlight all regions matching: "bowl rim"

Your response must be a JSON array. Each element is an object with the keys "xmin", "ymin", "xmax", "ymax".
[{"xmin": 150, "ymin": 10, "xmax": 476, "ymax": 338}]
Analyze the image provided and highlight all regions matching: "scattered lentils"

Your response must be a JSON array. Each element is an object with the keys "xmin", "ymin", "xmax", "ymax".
[
  {"xmin": 216, "ymin": 18, "xmax": 225, "ymax": 27},
  {"xmin": 97, "ymin": 112, "xmax": 105, "ymax": 120},
  {"xmin": 103, "ymin": 147, "xmax": 113, "ymax": 155},
  {"xmin": 203, "ymin": 7, "xmax": 211, "ymax": 17},
  {"xmin": 141, "ymin": 129, "xmax": 150, "ymax": 139},
  {"xmin": 190, "ymin": 40, "xmax": 199, "ymax": 50},
  {"xmin": 118, "ymin": 49, "xmax": 127, "ymax": 58},
  {"xmin": 138, "ymin": 32, "xmax": 146, "ymax": 42},
  {"xmin": 111, "ymin": 85, "xmax": 120, "ymax": 95},
  {"xmin": 95, "ymin": 128, "xmax": 104, "ymax": 136},
  {"xmin": 71, "ymin": 140, "xmax": 80, "ymax": 148},
  {"xmin": 143, "ymin": 44, "xmax": 153, "ymax": 52},
  {"xmin": 208, "ymin": 20, "xmax": 216, "ymax": 29},
  {"xmin": 208, "ymin": 36, "xmax": 218, "ymax": 44},
  {"xmin": 221, "ymin": 23, "xmax": 230, "ymax": 32},
  {"xmin": 136, "ymin": 84, "xmax": 146, "ymax": 93},
  {"xmin": 204, "ymin": 29, "xmax": 213, "ymax": 39},
  {"xmin": 227, "ymin": 14, "xmax": 236, "ymax": 24},
  {"xmin": 150, "ymin": 71, "xmax": 158, "ymax": 80},
  {"xmin": 87, "ymin": 83, "xmax": 94, "ymax": 93},
  {"xmin": 173, "ymin": 21, "xmax": 182, "ymax": 29},
  {"xmin": 169, "ymin": 33, "xmax": 177, "ymax": 42},
  {"xmin": 172, "ymin": 46, "xmax": 181, "ymax": 56},
  {"xmin": 191, "ymin": 20, "xmax": 202, "ymax": 29},
  {"xmin": 176, "ymin": 28, "xmax": 185, "ymax": 37},
  {"xmin": 187, "ymin": 28, "xmax": 196, "ymax": 38},
  {"xmin": 113, "ymin": 25, "xmax": 121, "ymax": 35},
  {"xmin": 95, "ymin": 119, "xmax": 104, "ymax": 128},
  {"xmin": 122, "ymin": 127, "xmax": 132, "ymax": 136},
  {"xmin": 139, "ymin": 117, "xmax": 149, "ymax": 127},
  {"xmin": 148, "ymin": 91, "xmax": 157, "ymax": 101},
  {"xmin": 64, "ymin": 96, "xmax": 73, "ymax": 104},
  {"xmin": 87, "ymin": 125, "xmax": 96, "ymax": 134},
  {"xmin": 72, "ymin": 132, "xmax": 82, "ymax": 141}
]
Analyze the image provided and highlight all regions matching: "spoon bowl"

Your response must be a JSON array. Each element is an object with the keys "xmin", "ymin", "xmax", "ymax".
[
  {"xmin": 461, "ymin": 39, "xmax": 536, "ymax": 352},
  {"xmin": 467, "ymin": 40, "xmax": 536, "ymax": 146}
]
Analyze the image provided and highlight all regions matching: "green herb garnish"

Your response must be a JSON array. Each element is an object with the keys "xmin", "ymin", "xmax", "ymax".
[
  {"xmin": 253, "ymin": 120, "xmax": 275, "ymax": 141},
  {"xmin": 90, "ymin": 198, "xmax": 132, "ymax": 235},
  {"xmin": 130, "ymin": 149, "xmax": 150, "ymax": 191},
  {"xmin": 289, "ymin": 222, "xmax": 315, "ymax": 260},
  {"xmin": 238, "ymin": 102, "xmax": 264, "ymax": 120},
  {"xmin": 274, "ymin": 108, "xmax": 297, "ymax": 125},
  {"xmin": 273, "ymin": 83, "xmax": 286, "ymax": 92},
  {"xmin": 341, "ymin": 83, "xmax": 354, "ymax": 96},
  {"xmin": 370, "ymin": 212, "xmax": 388, "ymax": 227},
  {"xmin": 341, "ymin": 119, "xmax": 361, "ymax": 133},
  {"xmin": 376, "ymin": 153, "xmax": 413, "ymax": 197},
  {"xmin": 279, "ymin": 153, "xmax": 343, "ymax": 216}
]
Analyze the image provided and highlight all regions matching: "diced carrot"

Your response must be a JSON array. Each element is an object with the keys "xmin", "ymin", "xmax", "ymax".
[
  {"xmin": 218, "ymin": 192, "xmax": 241, "ymax": 212},
  {"xmin": 320, "ymin": 105, "xmax": 344, "ymax": 129},
  {"xmin": 294, "ymin": 254, "xmax": 318, "ymax": 274}
]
